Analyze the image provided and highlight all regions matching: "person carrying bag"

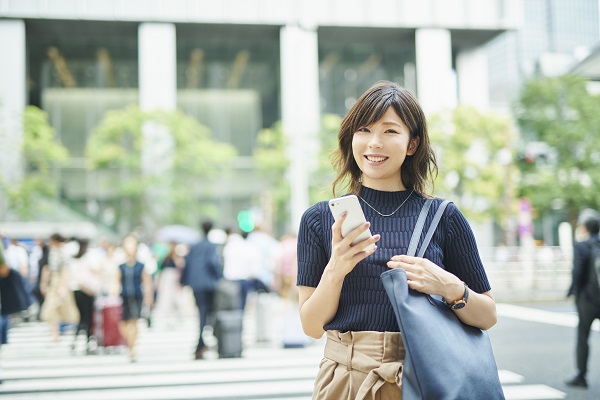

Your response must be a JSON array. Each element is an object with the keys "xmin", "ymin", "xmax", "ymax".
[{"xmin": 296, "ymin": 81, "xmax": 500, "ymax": 399}]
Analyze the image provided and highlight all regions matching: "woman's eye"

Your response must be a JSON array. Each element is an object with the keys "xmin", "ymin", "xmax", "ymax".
[
  {"xmin": 385, "ymin": 130, "xmax": 399, "ymax": 134},
  {"xmin": 357, "ymin": 127, "xmax": 369, "ymax": 132}
]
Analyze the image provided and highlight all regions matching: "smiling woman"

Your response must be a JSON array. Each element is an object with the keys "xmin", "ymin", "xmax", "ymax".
[{"xmin": 296, "ymin": 81, "xmax": 498, "ymax": 399}]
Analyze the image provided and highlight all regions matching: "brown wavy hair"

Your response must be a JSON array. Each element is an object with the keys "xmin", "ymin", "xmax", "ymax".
[{"xmin": 331, "ymin": 81, "xmax": 437, "ymax": 196}]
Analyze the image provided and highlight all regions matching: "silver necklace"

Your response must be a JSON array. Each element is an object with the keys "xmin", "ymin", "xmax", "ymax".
[{"xmin": 358, "ymin": 188, "xmax": 415, "ymax": 217}]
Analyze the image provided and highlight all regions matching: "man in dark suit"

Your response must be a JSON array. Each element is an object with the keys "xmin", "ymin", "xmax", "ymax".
[
  {"xmin": 566, "ymin": 210, "xmax": 600, "ymax": 389},
  {"xmin": 181, "ymin": 220, "xmax": 222, "ymax": 360}
]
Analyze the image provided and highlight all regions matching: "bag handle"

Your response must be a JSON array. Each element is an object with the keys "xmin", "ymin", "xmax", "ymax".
[
  {"xmin": 407, "ymin": 199, "xmax": 451, "ymax": 257},
  {"xmin": 407, "ymin": 199, "xmax": 433, "ymax": 256},
  {"xmin": 418, "ymin": 200, "xmax": 451, "ymax": 257}
]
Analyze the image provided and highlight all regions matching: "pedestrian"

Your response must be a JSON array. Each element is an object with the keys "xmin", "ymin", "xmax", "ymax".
[
  {"xmin": 39, "ymin": 234, "xmax": 80, "ymax": 343},
  {"xmin": 70, "ymin": 238, "xmax": 101, "ymax": 353},
  {"xmin": 297, "ymin": 81, "xmax": 497, "ymax": 398},
  {"xmin": 116, "ymin": 234, "xmax": 153, "ymax": 362},
  {"xmin": 4, "ymin": 238, "xmax": 29, "ymax": 279},
  {"xmin": 223, "ymin": 230, "xmax": 262, "ymax": 312},
  {"xmin": 180, "ymin": 220, "xmax": 222, "ymax": 360},
  {"xmin": 154, "ymin": 241, "xmax": 185, "ymax": 325},
  {"xmin": 566, "ymin": 209, "xmax": 600, "ymax": 389},
  {"xmin": 0, "ymin": 239, "xmax": 10, "ymax": 384},
  {"xmin": 275, "ymin": 233, "xmax": 298, "ymax": 301}
]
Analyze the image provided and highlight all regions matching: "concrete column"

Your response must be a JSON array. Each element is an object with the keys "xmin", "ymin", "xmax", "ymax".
[
  {"xmin": 0, "ymin": 20, "xmax": 26, "ymax": 218},
  {"xmin": 139, "ymin": 23, "xmax": 177, "ymax": 112},
  {"xmin": 280, "ymin": 25, "xmax": 320, "ymax": 231},
  {"xmin": 415, "ymin": 28, "xmax": 455, "ymax": 114},
  {"xmin": 138, "ymin": 23, "xmax": 177, "ymax": 231},
  {"xmin": 456, "ymin": 47, "xmax": 489, "ymax": 110}
]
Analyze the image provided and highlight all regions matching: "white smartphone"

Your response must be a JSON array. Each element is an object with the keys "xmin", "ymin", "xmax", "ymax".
[{"xmin": 328, "ymin": 195, "xmax": 375, "ymax": 249}]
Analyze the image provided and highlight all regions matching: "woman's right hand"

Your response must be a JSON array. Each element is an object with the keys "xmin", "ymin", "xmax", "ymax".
[{"xmin": 327, "ymin": 212, "xmax": 380, "ymax": 278}]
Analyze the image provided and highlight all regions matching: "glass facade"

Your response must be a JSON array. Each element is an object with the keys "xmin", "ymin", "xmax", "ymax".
[
  {"xmin": 487, "ymin": 0, "xmax": 600, "ymax": 107},
  {"xmin": 318, "ymin": 27, "xmax": 416, "ymax": 116}
]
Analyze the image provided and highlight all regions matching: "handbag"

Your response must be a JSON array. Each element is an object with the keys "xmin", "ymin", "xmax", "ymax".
[
  {"xmin": 0, "ymin": 269, "xmax": 35, "ymax": 316},
  {"xmin": 380, "ymin": 199, "xmax": 505, "ymax": 400}
]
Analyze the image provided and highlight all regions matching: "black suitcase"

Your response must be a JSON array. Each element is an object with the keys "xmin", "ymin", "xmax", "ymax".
[
  {"xmin": 214, "ymin": 309, "xmax": 243, "ymax": 358},
  {"xmin": 214, "ymin": 279, "xmax": 242, "ymax": 312}
]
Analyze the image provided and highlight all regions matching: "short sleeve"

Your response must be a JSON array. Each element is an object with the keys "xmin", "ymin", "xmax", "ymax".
[
  {"xmin": 443, "ymin": 205, "xmax": 491, "ymax": 294},
  {"xmin": 297, "ymin": 203, "xmax": 329, "ymax": 288}
]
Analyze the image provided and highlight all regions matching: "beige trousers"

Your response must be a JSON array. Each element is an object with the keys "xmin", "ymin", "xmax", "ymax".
[{"xmin": 313, "ymin": 330, "xmax": 405, "ymax": 400}]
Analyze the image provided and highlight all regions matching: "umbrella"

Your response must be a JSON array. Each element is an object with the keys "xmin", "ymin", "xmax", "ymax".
[{"xmin": 155, "ymin": 225, "xmax": 200, "ymax": 245}]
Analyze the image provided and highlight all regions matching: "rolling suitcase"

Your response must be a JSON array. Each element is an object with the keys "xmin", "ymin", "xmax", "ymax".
[
  {"xmin": 255, "ymin": 292, "xmax": 275, "ymax": 343},
  {"xmin": 92, "ymin": 296, "xmax": 125, "ymax": 350},
  {"xmin": 214, "ymin": 309, "xmax": 243, "ymax": 358}
]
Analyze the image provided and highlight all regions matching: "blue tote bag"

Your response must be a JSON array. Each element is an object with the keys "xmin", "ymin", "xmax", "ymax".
[{"xmin": 381, "ymin": 199, "xmax": 504, "ymax": 400}]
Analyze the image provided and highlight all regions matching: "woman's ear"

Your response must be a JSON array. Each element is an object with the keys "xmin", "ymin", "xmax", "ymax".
[{"xmin": 407, "ymin": 137, "xmax": 420, "ymax": 156}]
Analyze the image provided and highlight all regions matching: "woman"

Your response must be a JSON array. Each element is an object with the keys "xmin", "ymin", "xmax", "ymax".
[
  {"xmin": 40, "ymin": 234, "xmax": 79, "ymax": 342},
  {"xmin": 154, "ymin": 241, "xmax": 184, "ymax": 323},
  {"xmin": 117, "ymin": 234, "xmax": 153, "ymax": 362},
  {"xmin": 70, "ymin": 238, "xmax": 100, "ymax": 353},
  {"xmin": 297, "ymin": 81, "xmax": 497, "ymax": 399}
]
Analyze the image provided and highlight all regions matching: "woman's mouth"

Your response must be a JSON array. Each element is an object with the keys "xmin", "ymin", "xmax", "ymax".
[{"xmin": 365, "ymin": 155, "xmax": 388, "ymax": 163}]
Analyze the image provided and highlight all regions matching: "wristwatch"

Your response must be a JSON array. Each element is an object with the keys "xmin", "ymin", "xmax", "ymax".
[{"xmin": 445, "ymin": 282, "xmax": 469, "ymax": 310}]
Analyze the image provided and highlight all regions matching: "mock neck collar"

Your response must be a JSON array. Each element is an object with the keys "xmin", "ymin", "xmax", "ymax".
[{"xmin": 358, "ymin": 186, "xmax": 415, "ymax": 208}]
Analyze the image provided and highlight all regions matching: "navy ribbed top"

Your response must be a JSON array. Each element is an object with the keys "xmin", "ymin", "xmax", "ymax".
[{"xmin": 297, "ymin": 186, "xmax": 491, "ymax": 332}]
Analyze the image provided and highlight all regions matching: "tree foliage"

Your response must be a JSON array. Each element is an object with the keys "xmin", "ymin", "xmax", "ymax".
[
  {"xmin": 429, "ymin": 106, "xmax": 517, "ymax": 225},
  {"xmin": 86, "ymin": 105, "xmax": 237, "ymax": 230},
  {"xmin": 515, "ymin": 75, "xmax": 600, "ymax": 226},
  {"xmin": 0, "ymin": 106, "xmax": 69, "ymax": 218},
  {"xmin": 253, "ymin": 114, "xmax": 343, "ymax": 231}
]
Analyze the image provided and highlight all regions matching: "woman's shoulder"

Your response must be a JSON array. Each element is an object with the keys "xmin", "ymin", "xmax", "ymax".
[
  {"xmin": 301, "ymin": 200, "xmax": 330, "ymax": 221},
  {"xmin": 299, "ymin": 200, "xmax": 331, "ymax": 234}
]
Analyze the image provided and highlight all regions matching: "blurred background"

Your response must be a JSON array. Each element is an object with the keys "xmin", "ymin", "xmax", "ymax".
[
  {"xmin": 2, "ymin": 1, "xmax": 600, "ymax": 399},
  {"xmin": 0, "ymin": 0, "xmax": 600, "ymax": 296}
]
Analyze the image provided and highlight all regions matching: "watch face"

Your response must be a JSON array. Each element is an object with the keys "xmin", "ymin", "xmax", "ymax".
[{"xmin": 451, "ymin": 301, "xmax": 466, "ymax": 310}]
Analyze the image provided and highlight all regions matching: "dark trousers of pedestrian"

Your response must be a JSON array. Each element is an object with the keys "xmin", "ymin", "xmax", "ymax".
[
  {"xmin": 193, "ymin": 290, "xmax": 215, "ymax": 354},
  {"xmin": 575, "ymin": 296, "xmax": 600, "ymax": 376},
  {"xmin": 238, "ymin": 279, "xmax": 269, "ymax": 311},
  {"xmin": 73, "ymin": 290, "xmax": 94, "ymax": 346}
]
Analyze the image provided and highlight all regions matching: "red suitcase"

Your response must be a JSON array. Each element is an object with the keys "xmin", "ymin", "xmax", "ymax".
[{"xmin": 92, "ymin": 296, "xmax": 125, "ymax": 349}]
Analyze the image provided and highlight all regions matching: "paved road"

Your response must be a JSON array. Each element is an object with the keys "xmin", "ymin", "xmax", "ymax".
[{"xmin": 0, "ymin": 298, "xmax": 597, "ymax": 399}]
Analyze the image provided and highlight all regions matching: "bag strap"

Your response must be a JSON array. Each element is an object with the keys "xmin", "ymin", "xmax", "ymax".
[
  {"xmin": 418, "ymin": 200, "xmax": 451, "ymax": 258},
  {"xmin": 407, "ymin": 199, "xmax": 451, "ymax": 257},
  {"xmin": 407, "ymin": 199, "xmax": 433, "ymax": 256}
]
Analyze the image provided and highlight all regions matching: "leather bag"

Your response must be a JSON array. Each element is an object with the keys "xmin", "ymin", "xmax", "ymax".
[{"xmin": 380, "ymin": 199, "xmax": 504, "ymax": 400}]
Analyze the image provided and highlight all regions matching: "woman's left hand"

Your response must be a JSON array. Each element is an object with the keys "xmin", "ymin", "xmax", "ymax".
[{"xmin": 387, "ymin": 255, "xmax": 462, "ymax": 300}]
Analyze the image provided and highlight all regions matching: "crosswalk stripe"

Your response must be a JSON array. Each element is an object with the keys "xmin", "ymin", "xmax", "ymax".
[{"xmin": 0, "ymin": 314, "xmax": 567, "ymax": 400}]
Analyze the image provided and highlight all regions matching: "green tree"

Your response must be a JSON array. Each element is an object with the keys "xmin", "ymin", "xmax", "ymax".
[
  {"xmin": 515, "ymin": 75, "xmax": 600, "ymax": 229},
  {"xmin": 429, "ymin": 106, "xmax": 517, "ymax": 241},
  {"xmin": 87, "ymin": 105, "xmax": 237, "ymax": 230},
  {"xmin": 0, "ymin": 106, "xmax": 69, "ymax": 218},
  {"xmin": 253, "ymin": 114, "xmax": 342, "ymax": 233},
  {"xmin": 309, "ymin": 113, "xmax": 342, "ymax": 203}
]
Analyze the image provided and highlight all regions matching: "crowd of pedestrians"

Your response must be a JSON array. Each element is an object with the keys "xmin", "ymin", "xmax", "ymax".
[{"xmin": 0, "ymin": 220, "xmax": 299, "ymax": 366}]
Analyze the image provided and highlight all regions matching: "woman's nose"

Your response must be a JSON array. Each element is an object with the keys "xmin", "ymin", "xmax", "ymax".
[{"xmin": 368, "ymin": 132, "xmax": 383, "ymax": 148}]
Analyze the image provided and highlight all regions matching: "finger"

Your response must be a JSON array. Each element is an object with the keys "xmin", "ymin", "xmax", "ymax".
[
  {"xmin": 390, "ymin": 254, "xmax": 418, "ymax": 263},
  {"xmin": 386, "ymin": 259, "xmax": 415, "ymax": 270},
  {"xmin": 351, "ymin": 245, "xmax": 378, "ymax": 264},
  {"xmin": 342, "ymin": 221, "xmax": 372, "ymax": 246},
  {"xmin": 354, "ymin": 234, "xmax": 380, "ymax": 252},
  {"xmin": 331, "ymin": 212, "xmax": 347, "ymax": 241},
  {"xmin": 406, "ymin": 279, "xmax": 425, "ymax": 292}
]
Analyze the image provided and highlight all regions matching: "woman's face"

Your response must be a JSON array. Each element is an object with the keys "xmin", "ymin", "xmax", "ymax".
[{"xmin": 352, "ymin": 107, "xmax": 418, "ymax": 191}]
